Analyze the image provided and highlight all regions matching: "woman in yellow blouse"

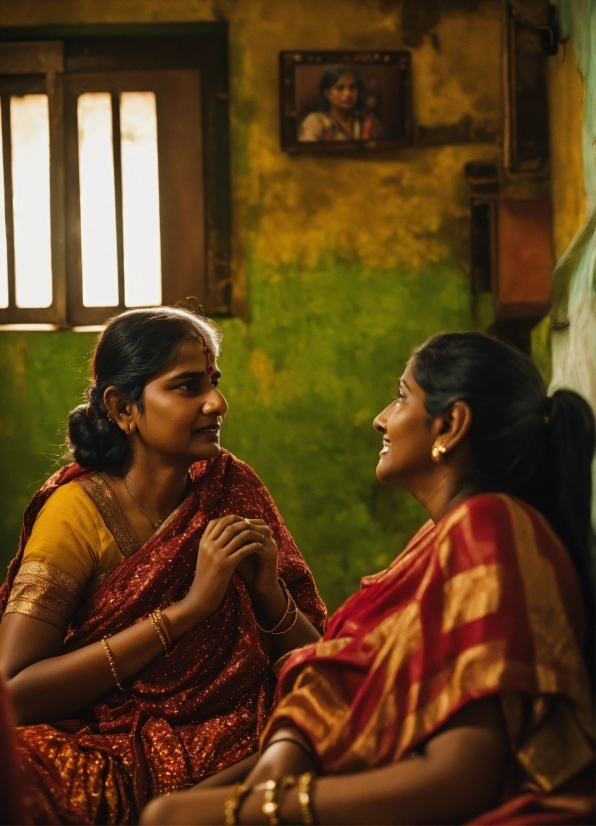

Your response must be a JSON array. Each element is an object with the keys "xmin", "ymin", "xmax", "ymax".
[{"xmin": 0, "ymin": 306, "xmax": 325, "ymax": 824}]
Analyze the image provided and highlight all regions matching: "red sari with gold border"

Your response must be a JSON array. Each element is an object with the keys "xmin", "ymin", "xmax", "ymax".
[
  {"xmin": 263, "ymin": 494, "xmax": 595, "ymax": 824},
  {"xmin": 0, "ymin": 450, "xmax": 326, "ymax": 825}
]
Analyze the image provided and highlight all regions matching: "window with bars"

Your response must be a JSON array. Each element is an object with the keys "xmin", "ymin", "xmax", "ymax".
[{"xmin": 0, "ymin": 27, "xmax": 230, "ymax": 328}]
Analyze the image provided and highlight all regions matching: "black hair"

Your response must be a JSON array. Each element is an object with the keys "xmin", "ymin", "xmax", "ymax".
[
  {"xmin": 319, "ymin": 67, "xmax": 364, "ymax": 112},
  {"xmin": 67, "ymin": 307, "xmax": 221, "ymax": 472},
  {"xmin": 412, "ymin": 332, "xmax": 595, "ymax": 678}
]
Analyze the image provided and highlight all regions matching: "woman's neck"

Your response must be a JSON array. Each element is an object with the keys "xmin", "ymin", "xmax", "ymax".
[
  {"xmin": 114, "ymin": 459, "xmax": 191, "ymax": 525},
  {"xmin": 415, "ymin": 471, "xmax": 480, "ymax": 525},
  {"xmin": 329, "ymin": 106, "xmax": 353, "ymax": 128}
]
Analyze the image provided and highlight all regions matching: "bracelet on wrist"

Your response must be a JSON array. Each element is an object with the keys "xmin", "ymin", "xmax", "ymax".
[
  {"xmin": 223, "ymin": 773, "xmax": 316, "ymax": 826},
  {"xmin": 149, "ymin": 609, "xmax": 171, "ymax": 653},
  {"xmin": 297, "ymin": 772, "xmax": 316, "ymax": 825},
  {"xmin": 223, "ymin": 782, "xmax": 251, "ymax": 826},
  {"xmin": 254, "ymin": 776, "xmax": 298, "ymax": 825},
  {"xmin": 254, "ymin": 578, "xmax": 298, "ymax": 635},
  {"xmin": 262, "ymin": 735, "xmax": 316, "ymax": 763},
  {"xmin": 101, "ymin": 636, "xmax": 124, "ymax": 692}
]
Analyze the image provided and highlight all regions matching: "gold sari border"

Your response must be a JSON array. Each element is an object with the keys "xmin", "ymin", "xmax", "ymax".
[
  {"xmin": 5, "ymin": 560, "xmax": 82, "ymax": 631},
  {"xmin": 77, "ymin": 474, "xmax": 140, "ymax": 559}
]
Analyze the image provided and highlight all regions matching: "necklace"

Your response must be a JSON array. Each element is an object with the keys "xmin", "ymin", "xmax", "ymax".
[
  {"xmin": 330, "ymin": 112, "xmax": 355, "ymax": 138},
  {"xmin": 122, "ymin": 476, "xmax": 163, "ymax": 531}
]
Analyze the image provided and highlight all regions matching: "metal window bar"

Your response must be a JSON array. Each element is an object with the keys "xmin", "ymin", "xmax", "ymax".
[{"xmin": 111, "ymin": 92, "xmax": 126, "ymax": 312}]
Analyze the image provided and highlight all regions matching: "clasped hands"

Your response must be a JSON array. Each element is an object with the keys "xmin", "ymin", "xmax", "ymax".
[{"xmin": 181, "ymin": 515, "xmax": 282, "ymax": 625}]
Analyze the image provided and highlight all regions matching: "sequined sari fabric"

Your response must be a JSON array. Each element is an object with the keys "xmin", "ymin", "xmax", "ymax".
[
  {"xmin": 264, "ymin": 493, "xmax": 595, "ymax": 823},
  {"xmin": 0, "ymin": 450, "xmax": 326, "ymax": 825},
  {"xmin": 0, "ymin": 677, "xmax": 24, "ymax": 824}
]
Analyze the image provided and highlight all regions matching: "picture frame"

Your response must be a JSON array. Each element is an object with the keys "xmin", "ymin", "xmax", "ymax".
[{"xmin": 279, "ymin": 50, "xmax": 412, "ymax": 153}]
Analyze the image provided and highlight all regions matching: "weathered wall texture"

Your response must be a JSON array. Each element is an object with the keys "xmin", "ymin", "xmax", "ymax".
[{"xmin": 0, "ymin": 0, "xmax": 585, "ymax": 609}]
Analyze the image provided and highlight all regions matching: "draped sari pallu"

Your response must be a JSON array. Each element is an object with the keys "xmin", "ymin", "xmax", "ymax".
[
  {"xmin": 0, "ymin": 451, "xmax": 326, "ymax": 825},
  {"xmin": 265, "ymin": 494, "xmax": 595, "ymax": 823}
]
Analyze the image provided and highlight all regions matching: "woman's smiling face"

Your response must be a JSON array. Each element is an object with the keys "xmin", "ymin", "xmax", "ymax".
[
  {"xmin": 373, "ymin": 360, "xmax": 436, "ymax": 487},
  {"xmin": 132, "ymin": 337, "xmax": 228, "ymax": 465}
]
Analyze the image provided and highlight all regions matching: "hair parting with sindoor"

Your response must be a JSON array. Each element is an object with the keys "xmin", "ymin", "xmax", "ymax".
[
  {"xmin": 412, "ymin": 332, "xmax": 596, "ymax": 678},
  {"xmin": 67, "ymin": 307, "xmax": 221, "ymax": 472}
]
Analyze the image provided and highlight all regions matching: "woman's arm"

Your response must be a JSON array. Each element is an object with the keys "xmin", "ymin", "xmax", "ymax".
[
  {"xmin": 0, "ymin": 608, "xmax": 183, "ymax": 724},
  {"xmin": 274, "ymin": 698, "xmax": 508, "ymax": 825},
  {"xmin": 0, "ymin": 516, "xmax": 267, "ymax": 724},
  {"xmin": 235, "ymin": 519, "xmax": 321, "ymax": 657},
  {"xmin": 140, "ymin": 697, "xmax": 509, "ymax": 825}
]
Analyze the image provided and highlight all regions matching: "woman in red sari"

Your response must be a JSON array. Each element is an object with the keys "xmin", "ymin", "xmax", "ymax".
[
  {"xmin": 0, "ymin": 307, "xmax": 326, "ymax": 824},
  {"xmin": 142, "ymin": 332, "xmax": 595, "ymax": 825}
]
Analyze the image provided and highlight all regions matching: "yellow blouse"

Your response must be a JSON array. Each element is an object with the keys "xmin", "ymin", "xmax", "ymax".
[{"xmin": 5, "ymin": 475, "xmax": 140, "ymax": 631}]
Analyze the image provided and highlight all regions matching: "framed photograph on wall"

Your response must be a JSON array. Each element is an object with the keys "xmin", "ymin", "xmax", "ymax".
[{"xmin": 280, "ymin": 51, "xmax": 412, "ymax": 153}]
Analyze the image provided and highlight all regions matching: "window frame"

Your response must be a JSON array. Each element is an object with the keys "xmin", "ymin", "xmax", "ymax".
[{"xmin": 0, "ymin": 23, "xmax": 231, "ymax": 328}]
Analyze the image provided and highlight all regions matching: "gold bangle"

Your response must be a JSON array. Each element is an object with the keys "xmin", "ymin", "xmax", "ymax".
[
  {"xmin": 223, "ymin": 782, "xmax": 251, "ymax": 826},
  {"xmin": 297, "ymin": 772, "xmax": 316, "ymax": 825},
  {"xmin": 101, "ymin": 636, "xmax": 124, "ymax": 692},
  {"xmin": 153, "ymin": 607, "xmax": 172, "ymax": 649},
  {"xmin": 158, "ymin": 608, "xmax": 173, "ymax": 648},
  {"xmin": 254, "ymin": 578, "xmax": 294, "ymax": 634},
  {"xmin": 254, "ymin": 776, "xmax": 298, "ymax": 825},
  {"xmin": 149, "ymin": 611, "xmax": 169, "ymax": 653},
  {"xmin": 268, "ymin": 600, "xmax": 299, "ymax": 635},
  {"xmin": 262, "ymin": 735, "xmax": 315, "ymax": 762},
  {"xmin": 254, "ymin": 778, "xmax": 279, "ymax": 825}
]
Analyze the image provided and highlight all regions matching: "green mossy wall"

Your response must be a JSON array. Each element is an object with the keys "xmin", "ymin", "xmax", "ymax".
[{"xmin": 0, "ymin": 0, "xmax": 583, "ymax": 611}]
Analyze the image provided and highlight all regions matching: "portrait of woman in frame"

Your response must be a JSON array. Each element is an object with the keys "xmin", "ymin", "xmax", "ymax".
[{"xmin": 280, "ymin": 51, "xmax": 412, "ymax": 153}]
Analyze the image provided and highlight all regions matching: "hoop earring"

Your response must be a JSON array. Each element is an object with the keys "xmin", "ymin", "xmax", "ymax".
[{"xmin": 431, "ymin": 442, "xmax": 447, "ymax": 461}]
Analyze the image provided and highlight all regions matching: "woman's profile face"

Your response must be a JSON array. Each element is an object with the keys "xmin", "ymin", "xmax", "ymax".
[
  {"xmin": 324, "ymin": 72, "xmax": 359, "ymax": 113},
  {"xmin": 132, "ymin": 337, "xmax": 228, "ymax": 465},
  {"xmin": 373, "ymin": 360, "xmax": 436, "ymax": 488}
]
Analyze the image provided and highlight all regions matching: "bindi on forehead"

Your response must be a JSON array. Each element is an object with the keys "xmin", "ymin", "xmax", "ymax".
[{"xmin": 198, "ymin": 333, "xmax": 214, "ymax": 375}]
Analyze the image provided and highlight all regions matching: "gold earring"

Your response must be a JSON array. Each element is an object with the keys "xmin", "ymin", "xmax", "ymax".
[{"xmin": 431, "ymin": 442, "xmax": 447, "ymax": 461}]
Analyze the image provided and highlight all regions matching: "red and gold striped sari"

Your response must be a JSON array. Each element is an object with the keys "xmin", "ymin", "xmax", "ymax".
[{"xmin": 264, "ymin": 494, "xmax": 595, "ymax": 823}]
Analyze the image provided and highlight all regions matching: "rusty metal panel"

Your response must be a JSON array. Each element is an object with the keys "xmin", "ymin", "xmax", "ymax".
[{"xmin": 495, "ymin": 199, "xmax": 553, "ymax": 320}]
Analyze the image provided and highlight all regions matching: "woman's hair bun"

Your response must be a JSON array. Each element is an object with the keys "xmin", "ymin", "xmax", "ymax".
[{"xmin": 67, "ymin": 403, "xmax": 127, "ymax": 470}]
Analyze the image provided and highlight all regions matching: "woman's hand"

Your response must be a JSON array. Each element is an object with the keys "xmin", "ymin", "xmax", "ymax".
[
  {"xmin": 141, "ymin": 786, "xmax": 231, "ymax": 826},
  {"xmin": 235, "ymin": 519, "xmax": 279, "ymax": 598},
  {"xmin": 140, "ymin": 732, "xmax": 316, "ymax": 826},
  {"xmin": 140, "ymin": 698, "xmax": 509, "ymax": 825},
  {"xmin": 180, "ymin": 516, "xmax": 266, "ymax": 625}
]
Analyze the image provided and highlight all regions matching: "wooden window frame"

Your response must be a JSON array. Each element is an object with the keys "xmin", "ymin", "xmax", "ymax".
[{"xmin": 0, "ymin": 23, "xmax": 231, "ymax": 328}]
